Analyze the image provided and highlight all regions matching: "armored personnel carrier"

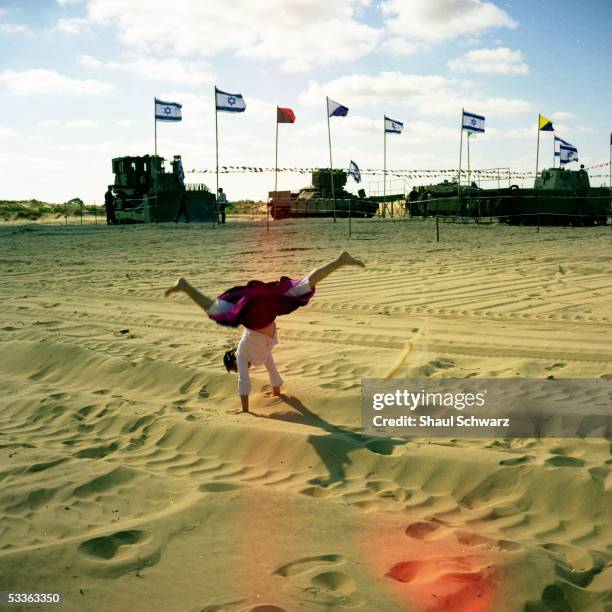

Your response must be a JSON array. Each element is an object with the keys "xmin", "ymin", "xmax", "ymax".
[
  {"xmin": 110, "ymin": 154, "xmax": 215, "ymax": 223},
  {"xmin": 419, "ymin": 167, "xmax": 610, "ymax": 225},
  {"xmin": 501, "ymin": 166, "xmax": 609, "ymax": 225},
  {"xmin": 268, "ymin": 169, "xmax": 379, "ymax": 219}
]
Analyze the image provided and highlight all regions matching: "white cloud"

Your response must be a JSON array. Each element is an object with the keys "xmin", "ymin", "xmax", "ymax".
[
  {"xmin": 0, "ymin": 125, "xmax": 19, "ymax": 138},
  {"xmin": 448, "ymin": 47, "xmax": 529, "ymax": 75},
  {"xmin": 380, "ymin": 37, "xmax": 425, "ymax": 55},
  {"xmin": 78, "ymin": 54, "xmax": 213, "ymax": 86},
  {"xmin": 501, "ymin": 127, "xmax": 535, "ymax": 140},
  {"xmin": 38, "ymin": 119, "xmax": 100, "ymax": 128},
  {"xmin": 300, "ymin": 71, "xmax": 533, "ymax": 117},
  {"xmin": 55, "ymin": 18, "xmax": 90, "ymax": 34},
  {"xmin": 0, "ymin": 22, "xmax": 30, "ymax": 34},
  {"xmin": 300, "ymin": 72, "xmax": 452, "ymax": 107},
  {"xmin": 82, "ymin": 0, "xmax": 381, "ymax": 72},
  {"xmin": 0, "ymin": 8, "xmax": 31, "ymax": 34},
  {"xmin": 0, "ymin": 69, "xmax": 113, "ymax": 95},
  {"xmin": 551, "ymin": 111, "xmax": 578, "ymax": 121},
  {"xmin": 381, "ymin": 0, "xmax": 516, "ymax": 42}
]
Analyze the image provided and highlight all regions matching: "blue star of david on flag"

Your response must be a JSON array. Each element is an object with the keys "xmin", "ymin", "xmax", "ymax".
[
  {"xmin": 216, "ymin": 87, "xmax": 246, "ymax": 113},
  {"xmin": 384, "ymin": 115, "xmax": 403, "ymax": 134},
  {"xmin": 155, "ymin": 98, "xmax": 182, "ymax": 122},
  {"xmin": 462, "ymin": 110, "xmax": 485, "ymax": 133}
]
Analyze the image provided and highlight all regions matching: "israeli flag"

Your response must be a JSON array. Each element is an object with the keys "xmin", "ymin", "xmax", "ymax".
[
  {"xmin": 462, "ymin": 110, "xmax": 485, "ymax": 133},
  {"xmin": 155, "ymin": 98, "xmax": 182, "ymax": 122},
  {"xmin": 554, "ymin": 136, "xmax": 571, "ymax": 157},
  {"xmin": 348, "ymin": 160, "xmax": 361, "ymax": 183},
  {"xmin": 327, "ymin": 98, "xmax": 349, "ymax": 117},
  {"xmin": 216, "ymin": 87, "xmax": 246, "ymax": 113},
  {"xmin": 559, "ymin": 143, "xmax": 578, "ymax": 165},
  {"xmin": 385, "ymin": 116, "xmax": 403, "ymax": 134}
]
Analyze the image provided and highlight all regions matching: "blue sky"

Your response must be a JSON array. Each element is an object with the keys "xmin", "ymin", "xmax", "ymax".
[{"xmin": 1, "ymin": 0, "xmax": 610, "ymax": 202}]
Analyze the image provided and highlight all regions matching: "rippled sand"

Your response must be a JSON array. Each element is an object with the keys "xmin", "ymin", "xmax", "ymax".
[{"xmin": 0, "ymin": 217, "xmax": 610, "ymax": 611}]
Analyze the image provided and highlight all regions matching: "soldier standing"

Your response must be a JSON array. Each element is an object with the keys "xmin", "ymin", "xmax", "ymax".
[
  {"xmin": 104, "ymin": 185, "xmax": 116, "ymax": 225},
  {"xmin": 217, "ymin": 187, "xmax": 227, "ymax": 224},
  {"xmin": 407, "ymin": 186, "xmax": 419, "ymax": 216},
  {"xmin": 174, "ymin": 185, "xmax": 189, "ymax": 223}
]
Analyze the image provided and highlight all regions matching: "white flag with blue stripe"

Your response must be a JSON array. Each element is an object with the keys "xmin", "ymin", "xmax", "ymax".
[
  {"xmin": 462, "ymin": 110, "xmax": 485, "ymax": 133},
  {"xmin": 215, "ymin": 87, "xmax": 246, "ymax": 113},
  {"xmin": 348, "ymin": 160, "xmax": 361, "ymax": 183},
  {"xmin": 384, "ymin": 116, "xmax": 403, "ymax": 134},
  {"xmin": 554, "ymin": 136, "xmax": 571, "ymax": 158},
  {"xmin": 155, "ymin": 98, "xmax": 182, "ymax": 122},
  {"xmin": 559, "ymin": 143, "xmax": 578, "ymax": 164}
]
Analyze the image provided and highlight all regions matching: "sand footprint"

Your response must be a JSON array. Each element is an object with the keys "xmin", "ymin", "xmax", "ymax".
[
  {"xmin": 545, "ymin": 455, "xmax": 585, "ymax": 467},
  {"xmin": 78, "ymin": 529, "xmax": 160, "ymax": 577},
  {"xmin": 200, "ymin": 595, "xmax": 286, "ymax": 611},
  {"xmin": 273, "ymin": 554, "xmax": 363, "ymax": 608},
  {"xmin": 386, "ymin": 555, "xmax": 497, "ymax": 611},
  {"xmin": 198, "ymin": 482, "xmax": 248, "ymax": 493},
  {"xmin": 404, "ymin": 520, "xmax": 443, "ymax": 540},
  {"xmin": 73, "ymin": 441, "xmax": 119, "ymax": 459}
]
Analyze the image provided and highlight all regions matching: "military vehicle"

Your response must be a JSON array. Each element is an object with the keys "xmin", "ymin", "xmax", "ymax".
[
  {"xmin": 110, "ymin": 154, "xmax": 215, "ymax": 223},
  {"xmin": 419, "ymin": 167, "xmax": 610, "ymax": 225},
  {"xmin": 268, "ymin": 169, "xmax": 379, "ymax": 219},
  {"xmin": 502, "ymin": 166, "xmax": 610, "ymax": 225}
]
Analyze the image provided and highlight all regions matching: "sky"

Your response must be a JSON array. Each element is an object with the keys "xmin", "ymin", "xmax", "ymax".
[{"xmin": 0, "ymin": 0, "xmax": 611, "ymax": 203}]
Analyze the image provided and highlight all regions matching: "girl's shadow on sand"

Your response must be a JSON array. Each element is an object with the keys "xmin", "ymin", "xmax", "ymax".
[{"xmin": 252, "ymin": 394, "xmax": 405, "ymax": 487}]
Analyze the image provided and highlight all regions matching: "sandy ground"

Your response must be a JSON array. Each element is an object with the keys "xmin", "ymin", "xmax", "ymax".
[{"xmin": 0, "ymin": 217, "xmax": 610, "ymax": 612}]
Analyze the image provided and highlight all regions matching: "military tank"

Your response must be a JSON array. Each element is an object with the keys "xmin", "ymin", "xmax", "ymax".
[
  {"xmin": 418, "ymin": 167, "xmax": 610, "ymax": 225},
  {"xmin": 110, "ymin": 154, "xmax": 215, "ymax": 223},
  {"xmin": 268, "ymin": 169, "xmax": 379, "ymax": 219}
]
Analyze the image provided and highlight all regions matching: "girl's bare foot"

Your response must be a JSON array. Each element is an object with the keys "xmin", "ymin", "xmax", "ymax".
[
  {"xmin": 339, "ymin": 250, "xmax": 365, "ymax": 268},
  {"xmin": 164, "ymin": 276, "xmax": 187, "ymax": 297}
]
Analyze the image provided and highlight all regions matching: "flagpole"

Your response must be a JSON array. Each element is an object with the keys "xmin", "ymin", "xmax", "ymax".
[
  {"xmin": 275, "ymin": 108, "xmax": 279, "ymax": 193},
  {"xmin": 214, "ymin": 86, "xmax": 219, "ymax": 228},
  {"xmin": 326, "ymin": 96, "xmax": 336, "ymax": 223},
  {"xmin": 457, "ymin": 108, "xmax": 463, "ymax": 216},
  {"xmin": 467, "ymin": 131, "xmax": 471, "ymax": 185},
  {"xmin": 154, "ymin": 98, "xmax": 157, "ymax": 157},
  {"xmin": 270, "ymin": 108, "xmax": 278, "ymax": 235},
  {"xmin": 535, "ymin": 114, "xmax": 541, "ymax": 177},
  {"xmin": 383, "ymin": 118, "xmax": 387, "ymax": 218},
  {"xmin": 153, "ymin": 98, "xmax": 158, "ymax": 222}
]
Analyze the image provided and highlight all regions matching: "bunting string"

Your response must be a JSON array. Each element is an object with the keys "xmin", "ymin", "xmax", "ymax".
[{"xmin": 186, "ymin": 160, "xmax": 611, "ymax": 180}]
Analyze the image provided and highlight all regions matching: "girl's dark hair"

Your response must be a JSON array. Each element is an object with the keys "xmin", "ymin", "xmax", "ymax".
[{"xmin": 223, "ymin": 348, "xmax": 237, "ymax": 372}]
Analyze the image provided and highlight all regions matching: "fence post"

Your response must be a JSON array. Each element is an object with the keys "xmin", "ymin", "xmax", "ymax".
[
  {"xmin": 537, "ymin": 213, "xmax": 540, "ymax": 233},
  {"xmin": 436, "ymin": 215, "xmax": 440, "ymax": 242},
  {"xmin": 80, "ymin": 201, "xmax": 83, "ymax": 225}
]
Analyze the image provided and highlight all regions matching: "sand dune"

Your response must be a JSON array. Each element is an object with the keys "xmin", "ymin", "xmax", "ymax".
[{"xmin": 0, "ymin": 217, "xmax": 610, "ymax": 611}]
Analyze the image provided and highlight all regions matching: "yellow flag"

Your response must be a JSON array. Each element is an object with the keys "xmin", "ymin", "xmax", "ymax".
[{"xmin": 538, "ymin": 114, "xmax": 554, "ymax": 132}]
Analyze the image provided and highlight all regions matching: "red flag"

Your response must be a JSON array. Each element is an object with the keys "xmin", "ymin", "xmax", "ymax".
[{"xmin": 277, "ymin": 107, "xmax": 295, "ymax": 124}]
